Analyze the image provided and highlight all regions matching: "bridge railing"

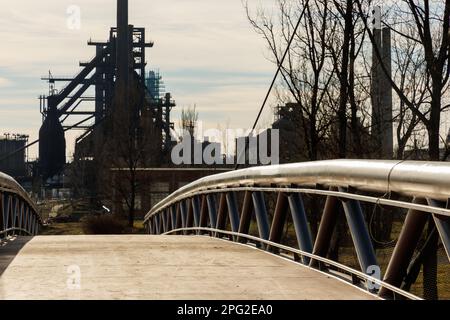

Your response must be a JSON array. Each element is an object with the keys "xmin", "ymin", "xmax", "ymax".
[
  {"xmin": 144, "ymin": 160, "xmax": 450, "ymax": 300},
  {"xmin": 0, "ymin": 172, "xmax": 43, "ymax": 237}
]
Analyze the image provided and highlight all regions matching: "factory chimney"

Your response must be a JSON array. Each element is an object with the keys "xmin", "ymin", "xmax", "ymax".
[
  {"xmin": 371, "ymin": 6, "xmax": 393, "ymax": 159},
  {"xmin": 116, "ymin": 0, "xmax": 129, "ymax": 88}
]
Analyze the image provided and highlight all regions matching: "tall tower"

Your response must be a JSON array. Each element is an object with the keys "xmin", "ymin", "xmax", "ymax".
[{"xmin": 371, "ymin": 6, "xmax": 393, "ymax": 159}]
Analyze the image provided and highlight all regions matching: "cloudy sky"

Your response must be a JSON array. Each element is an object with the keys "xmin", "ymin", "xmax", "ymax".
[{"xmin": 0, "ymin": 0, "xmax": 277, "ymax": 159}]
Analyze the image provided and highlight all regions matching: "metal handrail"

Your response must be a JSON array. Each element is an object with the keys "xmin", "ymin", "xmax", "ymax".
[
  {"xmin": 145, "ymin": 160, "xmax": 450, "ymax": 221},
  {"xmin": 0, "ymin": 228, "xmax": 33, "ymax": 236},
  {"xmin": 145, "ymin": 160, "xmax": 450, "ymax": 300},
  {"xmin": 0, "ymin": 172, "xmax": 42, "ymax": 224},
  {"xmin": 163, "ymin": 227, "xmax": 421, "ymax": 301}
]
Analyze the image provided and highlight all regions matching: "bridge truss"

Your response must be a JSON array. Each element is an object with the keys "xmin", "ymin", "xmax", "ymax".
[
  {"xmin": 0, "ymin": 172, "xmax": 42, "ymax": 237},
  {"xmin": 145, "ymin": 160, "xmax": 450, "ymax": 300}
]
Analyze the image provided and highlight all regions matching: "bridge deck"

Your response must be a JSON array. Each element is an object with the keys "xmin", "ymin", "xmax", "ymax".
[{"xmin": 0, "ymin": 235, "xmax": 376, "ymax": 300}]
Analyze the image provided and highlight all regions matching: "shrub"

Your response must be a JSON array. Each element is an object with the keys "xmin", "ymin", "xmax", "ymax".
[{"xmin": 82, "ymin": 214, "xmax": 128, "ymax": 235}]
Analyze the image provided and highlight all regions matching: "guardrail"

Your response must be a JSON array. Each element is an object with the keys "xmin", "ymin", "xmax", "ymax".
[
  {"xmin": 0, "ymin": 172, "xmax": 42, "ymax": 237},
  {"xmin": 144, "ymin": 160, "xmax": 450, "ymax": 300}
]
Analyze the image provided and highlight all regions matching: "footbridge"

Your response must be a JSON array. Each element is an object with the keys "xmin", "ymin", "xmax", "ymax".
[{"xmin": 1, "ymin": 160, "xmax": 450, "ymax": 300}]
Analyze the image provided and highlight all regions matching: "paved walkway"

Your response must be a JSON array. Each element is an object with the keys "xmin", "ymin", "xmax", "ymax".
[{"xmin": 0, "ymin": 235, "xmax": 376, "ymax": 300}]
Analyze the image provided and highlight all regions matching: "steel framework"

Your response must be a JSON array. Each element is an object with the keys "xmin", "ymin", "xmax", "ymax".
[
  {"xmin": 0, "ymin": 172, "xmax": 42, "ymax": 237},
  {"xmin": 144, "ymin": 160, "xmax": 450, "ymax": 300}
]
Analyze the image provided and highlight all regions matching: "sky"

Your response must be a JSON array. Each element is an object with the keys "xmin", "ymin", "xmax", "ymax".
[{"xmin": 0, "ymin": 0, "xmax": 277, "ymax": 160}]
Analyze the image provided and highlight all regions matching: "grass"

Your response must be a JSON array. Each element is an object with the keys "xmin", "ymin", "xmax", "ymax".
[{"xmin": 40, "ymin": 222, "xmax": 85, "ymax": 236}]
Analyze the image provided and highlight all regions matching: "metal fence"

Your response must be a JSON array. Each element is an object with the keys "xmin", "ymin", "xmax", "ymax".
[
  {"xmin": 144, "ymin": 160, "xmax": 450, "ymax": 300},
  {"xmin": 0, "ymin": 172, "xmax": 42, "ymax": 237}
]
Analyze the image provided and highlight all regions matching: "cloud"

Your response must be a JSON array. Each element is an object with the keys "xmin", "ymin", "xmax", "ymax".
[{"xmin": 0, "ymin": 77, "xmax": 13, "ymax": 87}]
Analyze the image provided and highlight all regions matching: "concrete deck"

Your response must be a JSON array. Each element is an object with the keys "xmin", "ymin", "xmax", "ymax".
[{"xmin": 0, "ymin": 235, "xmax": 376, "ymax": 300}]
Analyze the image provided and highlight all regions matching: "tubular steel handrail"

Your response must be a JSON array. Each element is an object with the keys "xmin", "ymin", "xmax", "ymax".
[
  {"xmin": 0, "ymin": 171, "xmax": 43, "ymax": 237},
  {"xmin": 0, "ymin": 228, "xmax": 34, "ymax": 236},
  {"xmin": 144, "ymin": 160, "xmax": 450, "ymax": 300}
]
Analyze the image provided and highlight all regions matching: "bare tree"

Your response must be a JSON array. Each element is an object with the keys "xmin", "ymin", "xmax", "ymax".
[
  {"xmin": 246, "ymin": 0, "xmax": 337, "ymax": 161},
  {"xmin": 356, "ymin": 0, "xmax": 450, "ymax": 161}
]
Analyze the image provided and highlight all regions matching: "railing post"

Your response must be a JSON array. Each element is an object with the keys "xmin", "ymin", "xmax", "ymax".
[
  {"xmin": 0, "ymin": 193, "xmax": 4, "ymax": 234},
  {"xmin": 180, "ymin": 200, "xmax": 188, "ymax": 234},
  {"xmin": 186, "ymin": 198, "xmax": 194, "ymax": 232},
  {"xmin": 199, "ymin": 195, "xmax": 208, "ymax": 230},
  {"xmin": 30, "ymin": 216, "xmax": 34, "ymax": 235},
  {"xmin": 192, "ymin": 196, "xmax": 201, "ymax": 229},
  {"xmin": 379, "ymin": 198, "xmax": 428, "ymax": 298},
  {"xmin": 155, "ymin": 214, "xmax": 161, "ymax": 235},
  {"xmin": 427, "ymin": 199, "xmax": 450, "ymax": 262},
  {"xmin": 287, "ymin": 193, "xmax": 313, "ymax": 264},
  {"xmin": 251, "ymin": 191, "xmax": 270, "ymax": 241},
  {"xmin": 12, "ymin": 198, "xmax": 18, "ymax": 235},
  {"xmin": 4, "ymin": 194, "xmax": 10, "ymax": 232},
  {"xmin": 170, "ymin": 205, "xmax": 177, "ymax": 231},
  {"xmin": 151, "ymin": 218, "xmax": 156, "ymax": 235},
  {"xmin": 269, "ymin": 193, "xmax": 289, "ymax": 249},
  {"xmin": 161, "ymin": 210, "xmax": 167, "ymax": 234},
  {"xmin": 238, "ymin": 191, "xmax": 254, "ymax": 243},
  {"xmin": 165, "ymin": 209, "xmax": 171, "ymax": 233},
  {"xmin": 19, "ymin": 202, "xmax": 24, "ymax": 231},
  {"xmin": 206, "ymin": 194, "xmax": 218, "ymax": 230},
  {"xmin": 26, "ymin": 209, "xmax": 31, "ymax": 233},
  {"xmin": 225, "ymin": 192, "xmax": 240, "ymax": 234},
  {"xmin": 311, "ymin": 189, "xmax": 340, "ymax": 268},
  {"xmin": 216, "ymin": 194, "xmax": 228, "ymax": 235},
  {"xmin": 338, "ymin": 188, "xmax": 378, "ymax": 273}
]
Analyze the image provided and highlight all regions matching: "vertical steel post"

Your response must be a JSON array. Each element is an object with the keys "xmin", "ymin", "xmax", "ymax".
[
  {"xmin": 339, "ymin": 188, "xmax": 378, "ymax": 273},
  {"xmin": 165, "ymin": 210, "xmax": 171, "ymax": 233},
  {"xmin": 251, "ymin": 191, "xmax": 270, "ymax": 241},
  {"xmin": 22, "ymin": 206, "xmax": 27, "ymax": 232},
  {"xmin": 180, "ymin": 200, "xmax": 188, "ymax": 234},
  {"xmin": 225, "ymin": 192, "xmax": 240, "ymax": 233},
  {"xmin": 155, "ymin": 215, "xmax": 160, "ymax": 235},
  {"xmin": 216, "ymin": 194, "xmax": 228, "ymax": 233},
  {"xmin": 161, "ymin": 210, "xmax": 167, "ymax": 233},
  {"xmin": 159, "ymin": 214, "xmax": 164, "ymax": 234},
  {"xmin": 150, "ymin": 219, "xmax": 155, "ymax": 235},
  {"xmin": 0, "ymin": 193, "xmax": 4, "ymax": 232},
  {"xmin": 238, "ymin": 191, "xmax": 254, "ymax": 243},
  {"xmin": 175, "ymin": 204, "xmax": 182, "ymax": 233},
  {"xmin": 379, "ymin": 198, "xmax": 428, "ymax": 298},
  {"xmin": 311, "ymin": 189, "xmax": 340, "ymax": 268},
  {"xmin": 206, "ymin": 194, "xmax": 218, "ymax": 229},
  {"xmin": 192, "ymin": 196, "xmax": 201, "ymax": 228},
  {"xmin": 186, "ymin": 198, "xmax": 194, "ymax": 231},
  {"xmin": 4, "ymin": 194, "xmax": 10, "ymax": 231},
  {"xmin": 199, "ymin": 195, "xmax": 208, "ymax": 229},
  {"xmin": 288, "ymin": 193, "xmax": 313, "ymax": 264},
  {"xmin": 12, "ymin": 198, "xmax": 18, "ymax": 233},
  {"xmin": 269, "ymin": 193, "xmax": 289, "ymax": 243},
  {"xmin": 31, "ymin": 216, "xmax": 35, "ymax": 236},
  {"xmin": 170, "ymin": 205, "xmax": 178, "ymax": 230},
  {"xmin": 427, "ymin": 199, "xmax": 450, "ymax": 262},
  {"xmin": 19, "ymin": 202, "xmax": 24, "ymax": 231}
]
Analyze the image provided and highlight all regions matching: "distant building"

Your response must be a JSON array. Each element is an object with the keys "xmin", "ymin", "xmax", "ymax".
[{"xmin": 0, "ymin": 134, "xmax": 28, "ymax": 177}]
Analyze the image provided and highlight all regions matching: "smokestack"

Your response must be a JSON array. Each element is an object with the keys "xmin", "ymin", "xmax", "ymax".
[{"xmin": 116, "ymin": 0, "xmax": 129, "ymax": 85}]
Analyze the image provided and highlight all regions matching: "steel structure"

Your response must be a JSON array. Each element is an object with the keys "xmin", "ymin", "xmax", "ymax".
[
  {"xmin": 0, "ymin": 171, "xmax": 42, "ymax": 237},
  {"xmin": 144, "ymin": 159, "xmax": 450, "ymax": 300},
  {"xmin": 38, "ymin": 0, "xmax": 176, "ymax": 179}
]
